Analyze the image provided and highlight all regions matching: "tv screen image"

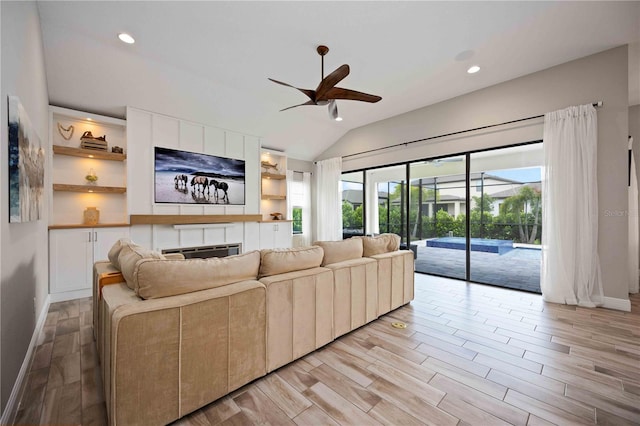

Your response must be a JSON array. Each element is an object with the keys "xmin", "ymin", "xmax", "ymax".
[{"xmin": 154, "ymin": 146, "xmax": 246, "ymax": 205}]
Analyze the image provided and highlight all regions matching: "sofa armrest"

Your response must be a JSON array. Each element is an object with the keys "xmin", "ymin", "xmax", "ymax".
[
  {"xmin": 104, "ymin": 280, "xmax": 266, "ymax": 426},
  {"xmin": 93, "ymin": 261, "xmax": 121, "ymax": 341}
]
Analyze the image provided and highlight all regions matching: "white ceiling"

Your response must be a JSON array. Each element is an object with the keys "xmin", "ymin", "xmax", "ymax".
[{"xmin": 37, "ymin": 1, "xmax": 640, "ymax": 162}]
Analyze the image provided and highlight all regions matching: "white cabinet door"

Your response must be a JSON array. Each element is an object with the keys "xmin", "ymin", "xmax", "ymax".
[
  {"xmin": 93, "ymin": 227, "xmax": 130, "ymax": 262},
  {"xmin": 49, "ymin": 228, "xmax": 93, "ymax": 294},
  {"xmin": 259, "ymin": 222, "xmax": 275, "ymax": 249},
  {"xmin": 274, "ymin": 221, "xmax": 292, "ymax": 249},
  {"xmin": 259, "ymin": 222, "xmax": 292, "ymax": 249}
]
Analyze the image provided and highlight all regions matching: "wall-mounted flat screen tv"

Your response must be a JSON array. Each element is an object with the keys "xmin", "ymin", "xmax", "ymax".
[{"xmin": 154, "ymin": 146, "xmax": 246, "ymax": 205}]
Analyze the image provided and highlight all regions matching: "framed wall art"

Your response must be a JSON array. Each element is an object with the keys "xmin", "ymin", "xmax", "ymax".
[{"xmin": 8, "ymin": 95, "xmax": 45, "ymax": 222}]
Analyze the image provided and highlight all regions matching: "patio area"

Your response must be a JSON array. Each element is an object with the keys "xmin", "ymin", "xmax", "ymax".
[{"xmin": 414, "ymin": 242, "xmax": 541, "ymax": 293}]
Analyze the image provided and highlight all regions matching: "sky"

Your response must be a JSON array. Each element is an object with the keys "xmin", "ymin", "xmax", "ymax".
[
  {"xmin": 155, "ymin": 147, "xmax": 245, "ymax": 177},
  {"xmin": 489, "ymin": 167, "xmax": 541, "ymax": 183}
]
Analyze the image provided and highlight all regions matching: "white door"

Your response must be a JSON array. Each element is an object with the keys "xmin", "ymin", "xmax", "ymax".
[
  {"xmin": 49, "ymin": 228, "xmax": 93, "ymax": 293},
  {"xmin": 93, "ymin": 227, "xmax": 130, "ymax": 262}
]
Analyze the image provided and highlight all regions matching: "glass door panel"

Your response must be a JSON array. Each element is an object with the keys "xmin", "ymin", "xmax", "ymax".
[
  {"xmin": 341, "ymin": 171, "xmax": 365, "ymax": 239},
  {"xmin": 365, "ymin": 165, "xmax": 407, "ymax": 244},
  {"xmin": 469, "ymin": 143, "xmax": 543, "ymax": 293},
  {"xmin": 410, "ymin": 156, "xmax": 467, "ymax": 280}
]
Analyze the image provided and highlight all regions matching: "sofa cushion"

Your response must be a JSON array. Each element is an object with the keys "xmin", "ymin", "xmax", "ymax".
[
  {"xmin": 354, "ymin": 233, "xmax": 400, "ymax": 257},
  {"xmin": 314, "ymin": 238, "xmax": 363, "ymax": 266},
  {"xmin": 107, "ymin": 238, "xmax": 133, "ymax": 270},
  {"xmin": 134, "ymin": 250, "xmax": 261, "ymax": 299},
  {"xmin": 118, "ymin": 244, "xmax": 166, "ymax": 290},
  {"xmin": 258, "ymin": 246, "xmax": 324, "ymax": 278}
]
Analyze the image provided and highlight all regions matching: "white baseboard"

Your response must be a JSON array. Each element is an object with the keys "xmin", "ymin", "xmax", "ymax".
[
  {"xmin": 0, "ymin": 294, "xmax": 51, "ymax": 425},
  {"xmin": 602, "ymin": 296, "xmax": 632, "ymax": 312},
  {"xmin": 48, "ymin": 288, "xmax": 91, "ymax": 303}
]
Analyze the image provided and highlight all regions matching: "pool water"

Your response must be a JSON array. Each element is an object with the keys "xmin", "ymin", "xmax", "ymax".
[{"xmin": 426, "ymin": 237, "xmax": 514, "ymax": 255}]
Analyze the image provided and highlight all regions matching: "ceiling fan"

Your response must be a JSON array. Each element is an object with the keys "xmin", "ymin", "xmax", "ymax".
[{"xmin": 269, "ymin": 45, "xmax": 382, "ymax": 120}]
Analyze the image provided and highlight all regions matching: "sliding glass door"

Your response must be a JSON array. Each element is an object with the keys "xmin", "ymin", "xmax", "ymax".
[
  {"xmin": 341, "ymin": 171, "xmax": 365, "ymax": 239},
  {"xmin": 469, "ymin": 144, "xmax": 543, "ymax": 292},
  {"xmin": 365, "ymin": 165, "xmax": 408, "ymax": 244},
  {"xmin": 410, "ymin": 156, "xmax": 467, "ymax": 280},
  {"xmin": 340, "ymin": 142, "xmax": 543, "ymax": 293}
]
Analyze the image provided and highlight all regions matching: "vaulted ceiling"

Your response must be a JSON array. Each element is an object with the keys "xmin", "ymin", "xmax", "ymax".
[{"xmin": 37, "ymin": 1, "xmax": 640, "ymax": 161}]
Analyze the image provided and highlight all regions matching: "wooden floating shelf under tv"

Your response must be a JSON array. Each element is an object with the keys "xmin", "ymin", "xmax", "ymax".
[
  {"xmin": 53, "ymin": 145, "xmax": 126, "ymax": 161},
  {"xmin": 261, "ymin": 194, "xmax": 286, "ymax": 200},
  {"xmin": 130, "ymin": 214, "xmax": 263, "ymax": 225},
  {"xmin": 53, "ymin": 184, "xmax": 127, "ymax": 193},
  {"xmin": 261, "ymin": 172, "xmax": 286, "ymax": 180}
]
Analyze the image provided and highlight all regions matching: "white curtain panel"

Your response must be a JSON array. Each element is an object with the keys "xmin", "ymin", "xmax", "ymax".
[
  {"xmin": 301, "ymin": 171, "xmax": 312, "ymax": 246},
  {"xmin": 286, "ymin": 169, "xmax": 294, "ymax": 221},
  {"xmin": 314, "ymin": 157, "xmax": 343, "ymax": 241},
  {"xmin": 541, "ymin": 104, "xmax": 604, "ymax": 307},
  {"xmin": 629, "ymin": 137, "xmax": 639, "ymax": 293}
]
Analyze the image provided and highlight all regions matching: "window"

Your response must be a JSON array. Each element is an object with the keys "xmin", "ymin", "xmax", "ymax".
[
  {"xmin": 292, "ymin": 206, "xmax": 303, "ymax": 234},
  {"xmin": 288, "ymin": 172, "xmax": 310, "ymax": 242}
]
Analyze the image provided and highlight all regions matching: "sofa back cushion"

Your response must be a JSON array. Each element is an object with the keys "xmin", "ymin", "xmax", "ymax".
[
  {"xmin": 134, "ymin": 250, "xmax": 261, "ymax": 299},
  {"xmin": 354, "ymin": 233, "xmax": 401, "ymax": 257},
  {"xmin": 314, "ymin": 238, "xmax": 363, "ymax": 266},
  {"xmin": 259, "ymin": 246, "xmax": 324, "ymax": 278},
  {"xmin": 118, "ymin": 244, "xmax": 166, "ymax": 290},
  {"xmin": 107, "ymin": 238, "xmax": 133, "ymax": 270}
]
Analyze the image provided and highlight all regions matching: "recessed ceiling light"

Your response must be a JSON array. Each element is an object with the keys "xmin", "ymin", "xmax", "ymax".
[
  {"xmin": 335, "ymin": 117, "xmax": 343, "ymax": 122},
  {"xmin": 118, "ymin": 33, "xmax": 135, "ymax": 44},
  {"xmin": 467, "ymin": 65, "xmax": 480, "ymax": 74}
]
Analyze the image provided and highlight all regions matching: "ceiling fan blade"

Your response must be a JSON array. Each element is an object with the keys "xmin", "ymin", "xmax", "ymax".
[
  {"xmin": 316, "ymin": 64, "xmax": 350, "ymax": 101},
  {"xmin": 280, "ymin": 100, "xmax": 315, "ymax": 112},
  {"xmin": 324, "ymin": 87, "xmax": 382, "ymax": 103},
  {"xmin": 268, "ymin": 78, "xmax": 316, "ymax": 102},
  {"xmin": 328, "ymin": 100, "xmax": 338, "ymax": 120}
]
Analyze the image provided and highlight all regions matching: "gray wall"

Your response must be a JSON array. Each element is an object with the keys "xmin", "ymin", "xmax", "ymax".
[
  {"xmin": 0, "ymin": 1, "xmax": 50, "ymax": 413},
  {"xmin": 287, "ymin": 157, "xmax": 314, "ymax": 173},
  {"xmin": 319, "ymin": 46, "xmax": 630, "ymax": 301},
  {"xmin": 631, "ymin": 104, "xmax": 640, "ymax": 264}
]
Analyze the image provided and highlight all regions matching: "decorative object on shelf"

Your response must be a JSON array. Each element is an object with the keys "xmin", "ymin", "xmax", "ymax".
[
  {"xmin": 85, "ymin": 168, "xmax": 98, "ymax": 185},
  {"xmin": 83, "ymin": 206, "xmax": 100, "ymax": 225},
  {"xmin": 261, "ymin": 160, "xmax": 278, "ymax": 172},
  {"xmin": 80, "ymin": 131, "xmax": 108, "ymax": 151},
  {"xmin": 111, "ymin": 146, "xmax": 123, "ymax": 154},
  {"xmin": 57, "ymin": 122, "xmax": 74, "ymax": 140},
  {"xmin": 270, "ymin": 212, "xmax": 283, "ymax": 220},
  {"xmin": 8, "ymin": 96, "xmax": 45, "ymax": 223}
]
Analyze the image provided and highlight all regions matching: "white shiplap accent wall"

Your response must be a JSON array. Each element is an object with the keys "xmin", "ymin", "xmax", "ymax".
[{"xmin": 126, "ymin": 107, "xmax": 261, "ymax": 252}]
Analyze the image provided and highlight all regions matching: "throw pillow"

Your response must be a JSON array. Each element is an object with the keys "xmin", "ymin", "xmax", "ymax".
[
  {"xmin": 118, "ymin": 243, "xmax": 166, "ymax": 290},
  {"xmin": 107, "ymin": 238, "xmax": 133, "ymax": 270}
]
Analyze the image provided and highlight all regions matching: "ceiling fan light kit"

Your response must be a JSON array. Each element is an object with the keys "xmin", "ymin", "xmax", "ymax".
[{"xmin": 269, "ymin": 45, "xmax": 381, "ymax": 120}]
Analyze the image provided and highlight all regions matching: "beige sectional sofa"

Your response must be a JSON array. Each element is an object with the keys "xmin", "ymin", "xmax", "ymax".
[{"xmin": 94, "ymin": 235, "xmax": 414, "ymax": 425}]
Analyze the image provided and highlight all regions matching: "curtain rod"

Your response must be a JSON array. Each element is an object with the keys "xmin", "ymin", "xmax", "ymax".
[{"xmin": 341, "ymin": 101, "xmax": 603, "ymax": 160}]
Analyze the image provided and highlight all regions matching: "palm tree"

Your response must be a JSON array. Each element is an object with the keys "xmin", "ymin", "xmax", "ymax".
[{"xmin": 500, "ymin": 185, "xmax": 541, "ymax": 243}]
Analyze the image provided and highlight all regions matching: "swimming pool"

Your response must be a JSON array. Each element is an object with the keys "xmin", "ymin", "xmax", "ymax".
[{"xmin": 426, "ymin": 237, "xmax": 514, "ymax": 255}]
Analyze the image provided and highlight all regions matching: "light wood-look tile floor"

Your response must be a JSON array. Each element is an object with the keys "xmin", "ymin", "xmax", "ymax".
[{"xmin": 12, "ymin": 274, "xmax": 640, "ymax": 425}]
